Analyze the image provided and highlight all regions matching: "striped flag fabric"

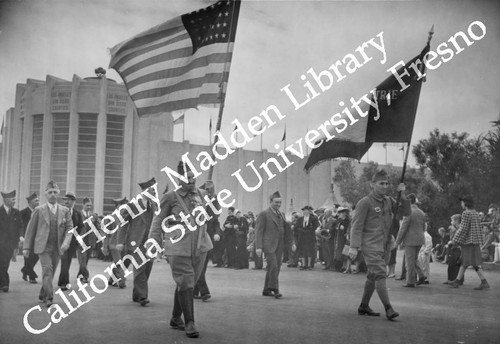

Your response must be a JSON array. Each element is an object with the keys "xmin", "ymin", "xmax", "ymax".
[
  {"xmin": 304, "ymin": 43, "xmax": 429, "ymax": 171},
  {"xmin": 109, "ymin": 0, "xmax": 241, "ymax": 117}
]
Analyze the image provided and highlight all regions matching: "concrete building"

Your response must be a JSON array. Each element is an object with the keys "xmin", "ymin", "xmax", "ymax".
[{"xmin": 1, "ymin": 73, "xmax": 371, "ymax": 216}]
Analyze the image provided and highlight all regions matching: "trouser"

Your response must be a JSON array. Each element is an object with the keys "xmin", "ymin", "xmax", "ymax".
[
  {"xmin": 126, "ymin": 249, "xmax": 154, "ymax": 302},
  {"xmin": 58, "ymin": 243, "xmax": 78, "ymax": 287},
  {"xmin": 253, "ymin": 245, "xmax": 263, "ymax": 269},
  {"xmin": 109, "ymin": 248, "xmax": 126, "ymax": 286},
  {"xmin": 418, "ymin": 252, "xmax": 430, "ymax": 278},
  {"xmin": 404, "ymin": 245, "xmax": 424, "ymax": 285},
  {"xmin": 264, "ymin": 245, "xmax": 283, "ymax": 292},
  {"xmin": 77, "ymin": 247, "xmax": 90, "ymax": 280},
  {"xmin": 169, "ymin": 252, "xmax": 207, "ymax": 291},
  {"xmin": 194, "ymin": 251, "xmax": 210, "ymax": 296},
  {"xmin": 225, "ymin": 234, "xmax": 237, "ymax": 267},
  {"xmin": 361, "ymin": 250, "xmax": 391, "ymax": 307},
  {"xmin": 235, "ymin": 236, "xmax": 249, "ymax": 268},
  {"xmin": 21, "ymin": 250, "xmax": 39, "ymax": 280},
  {"xmin": 212, "ymin": 238, "xmax": 224, "ymax": 266},
  {"xmin": 400, "ymin": 253, "xmax": 407, "ymax": 278},
  {"xmin": 0, "ymin": 248, "xmax": 13, "ymax": 287},
  {"xmin": 38, "ymin": 250, "xmax": 60, "ymax": 301}
]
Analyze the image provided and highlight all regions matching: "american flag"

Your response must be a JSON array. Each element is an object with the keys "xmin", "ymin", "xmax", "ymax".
[{"xmin": 109, "ymin": 0, "xmax": 241, "ymax": 116}]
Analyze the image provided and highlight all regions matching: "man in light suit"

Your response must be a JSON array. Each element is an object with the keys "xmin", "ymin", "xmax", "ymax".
[
  {"xmin": 255, "ymin": 191, "xmax": 295, "ymax": 299},
  {"xmin": 20, "ymin": 193, "xmax": 40, "ymax": 284},
  {"xmin": 0, "ymin": 190, "xmax": 24, "ymax": 292},
  {"xmin": 396, "ymin": 193, "xmax": 426, "ymax": 288},
  {"xmin": 23, "ymin": 181, "xmax": 73, "ymax": 307},
  {"xmin": 117, "ymin": 178, "xmax": 156, "ymax": 307}
]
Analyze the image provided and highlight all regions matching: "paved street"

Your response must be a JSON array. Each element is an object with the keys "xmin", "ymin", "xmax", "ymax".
[{"xmin": 0, "ymin": 253, "xmax": 498, "ymax": 344}]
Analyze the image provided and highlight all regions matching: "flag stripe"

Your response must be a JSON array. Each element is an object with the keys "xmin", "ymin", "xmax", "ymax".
[
  {"xmin": 109, "ymin": 17, "xmax": 185, "ymax": 68},
  {"xmin": 137, "ymin": 93, "xmax": 220, "ymax": 116},
  {"xmin": 135, "ymin": 82, "xmax": 221, "ymax": 108},
  {"xmin": 133, "ymin": 72, "xmax": 229, "ymax": 101},
  {"xmin": 116, "ymin": 31, "xmax": 190, "ymax": 73},
  {"xmin": 126, "ymin": 46, "xmax": 232, "ymax": 89}
]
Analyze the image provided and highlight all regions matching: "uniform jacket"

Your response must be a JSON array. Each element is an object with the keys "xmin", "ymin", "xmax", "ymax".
[
  {"xmin": 350, "ymin": 191, "xmax": 410, "ymax": 253},
  {"xmin": 23, "ymin": 203, "xmax": 74, "ymax": 255},
  {"xmin": 118, "ymin": 200, "xmax": 155, "ymax": 252},
  {"xmin": 149, "ymin": 188, "xmax": 213, "ymax": 257},
  {"xmin": 396, "ymin": 204, "xmax": 426, "ymax": 246},
  {"xmin": 0, "ymin": 206, "xmax": 23, "ymax": 250},
  {"xmin": 68, "ymin": 208, "xmax": 85, "ymax": 250},
  {"xmin": 20, "ymin": 207, "xmax": 33, "ymax": 237},
  {"xmin": 254, "ymin": 208, "xmax": 293, "ymax": 254}
]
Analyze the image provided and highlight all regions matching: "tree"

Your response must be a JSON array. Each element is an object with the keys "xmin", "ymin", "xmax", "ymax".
[{"xmin": 333, "ymin": 160, "xmax": 362, "ymax": 205}]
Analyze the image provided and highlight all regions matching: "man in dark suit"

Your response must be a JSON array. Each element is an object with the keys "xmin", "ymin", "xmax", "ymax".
[
  {"xmin": 255, "ymin": 191, "xmax": 295, "ymax": 299},
  {"xmin": 58, "ymin": 192, "xmax": 85, "ymax": 290},
  {"xmin": 77, "ymin": 197, "xmax": 94, "ymax": 283},
  {"xmin": 0, "ymin": 190, "xmax": 24, "ymax": 292},
  {"xmin": 117, "ymin": 177, "xmax": 156, "ymax": 307},
  {"xmin": 20, "ymin": 192, "xmax": 40, "ymax": 283},
  {"xmin": 23, "ymin": 181, "xmax": 73, "ymax": 306},
  {"xmin": 222, "ymin": 207, "xmax": 238, "ymax": 268}
]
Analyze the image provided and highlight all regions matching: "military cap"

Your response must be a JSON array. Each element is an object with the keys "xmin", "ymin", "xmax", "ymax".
[
  {"xmin": 371, "ymin": 170, "xmax": 388, "ymax": 182},
  {"xmin": 113, "ymin": 197, "xmax": 128, "ymax": 205},
  {"xmin": 269, "ymin": 191, "xmax": 281, "ymax": 201},
  {"xmin": 1, "ymin": 190, "xmax": 16, "ymax": 199},
  {"xmin": 138, "ymin": 177, "xmax": 156, "ymax": 190},
  {"xmin": 177, "ymin": 160, "xmax": 191, "ymax": 175},
  {"xmin": 45, "ymin": 180, "xmax": 59, "ymax": 190},
  {"xmin": 26, "ymin": 192, "xmax": 38, "ymax": 202},
  {"xmin": 62, "ymin": 192, "xmax": 77, "ymax": 200}
]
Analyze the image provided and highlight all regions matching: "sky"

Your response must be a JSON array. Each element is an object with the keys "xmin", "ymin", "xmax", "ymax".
[{"xmin": 0, "ymin": 0, "xmax": 499, "ymax": 168}]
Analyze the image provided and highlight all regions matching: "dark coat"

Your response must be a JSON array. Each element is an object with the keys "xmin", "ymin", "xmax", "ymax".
[
  {"xmin": 20, "ymin": 207, "xmax": 33, "ymax": 237},
  {"xmin": 296, "ymin": 214, "xmax": 320, "ymax": 257},
  {"xmin": 255, "ymin": 208, "xmax": 293, "ymax": 254},
  {"xmin": 0, "ymin": 206, "xmax": 23, "ymax": 251}
]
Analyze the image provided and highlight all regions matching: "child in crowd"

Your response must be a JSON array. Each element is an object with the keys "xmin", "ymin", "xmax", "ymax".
[{"xmin": 443, "ymin": 214, "xmax": 462, "ymax": 284}]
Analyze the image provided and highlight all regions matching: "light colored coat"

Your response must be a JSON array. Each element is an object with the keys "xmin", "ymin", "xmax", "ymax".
[{"xmin": 23, "ymin": 203, "xmax": 74, "ymax": 255}]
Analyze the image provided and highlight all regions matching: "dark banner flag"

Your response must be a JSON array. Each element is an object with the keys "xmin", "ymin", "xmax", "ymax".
[
  {"xmin": 109, "ymin": 0, "xmax": 241, "ymax": 117},
  {"xmin": 305, "ymin": 44, "xmax": 430, "ymax": 171}
]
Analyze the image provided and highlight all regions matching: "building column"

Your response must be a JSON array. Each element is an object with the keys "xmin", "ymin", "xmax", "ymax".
[
  {"xmin": 65, "ymin": 75, "xmax": 81, "ymax": 194},
  {"xmin": 39, "ymin": 77, "xmax": 56, "ymax": 196},
  {"xmin": 19, "ymin": 84, "xmax": 33, "ymax": 206},
  {"xmin": 122, "ymin": 101, "xmax": 134, "ymax": 199},
  {"xmin": 93, "ymin": 78, "xmax": 108, "ymax": 214}
]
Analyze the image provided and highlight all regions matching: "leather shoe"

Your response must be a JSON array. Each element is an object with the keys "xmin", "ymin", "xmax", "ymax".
[
  {"xmin": 2, "ymin": 286, "xmax": 9, "ymax": 292},
  {"xmin": 193, "ymin": 294, "xmax": 201, "ymax": 299},
  {"xmin": 170, "ymin": 316, "xmax": 185, "ymax": 330},
  {"xmin": 140, "ymin": 298, "xmax": 150, "ymax": 306},
  {"xmin": 402, "ymin": 284, "xmax": 416, "ymax": 288},
  {"xmin": 416, "ymin": 277, "xmax": 427, "ymax": 285},
  {"xmin": 395, "ymin": 276, "xmax": 405, "ymax": 281},
  {"xmin": 45, "ymin": 299, "xmax": 53, "ymax": 307},
  {"xmin": 30, "ymin": 279, "xmax": 38, "ymax": 284},
  {"xmin": 385, "ymin": 307, "xmax": 399, "ymax": 320},
  {"xmin": 185, "ymin": 321, "xmax": 199, "ymax": 338},
  {"xmin": 358, "ymin": 305, "xmax": 380, "ymax": 316},
  {"xmin": 274, "ymin": 292, "xmax": 282, "ymax": 299},
  {"xmin": 22, "ymin": 273, "xmax": 28, "ymax": 282},
  {"xmin": 201, "ymin": 294, "xmax": 211, "ymax": 302},
  {"xmin": 262, "ymin": 290, "xmax": 274, "ymax": 297}
]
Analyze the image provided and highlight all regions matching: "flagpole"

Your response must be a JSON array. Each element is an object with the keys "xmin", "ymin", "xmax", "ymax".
[
  {"xmin": 208, "ymin": 1, "xmax": 239, "ymax": 180},
  {"xmin": 182, "ymin": 112, "xmax": 185, "ymax": 142},
  {"xmin": 390, "ymin": 25, "xmax": 433, "ymax": 236}
]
